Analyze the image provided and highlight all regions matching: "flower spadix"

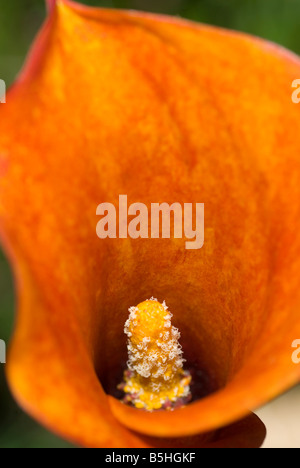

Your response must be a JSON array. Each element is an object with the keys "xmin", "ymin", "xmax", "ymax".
[{"xmin": 119, "ymin": 298, "xmax": 191, "ymax": 411}]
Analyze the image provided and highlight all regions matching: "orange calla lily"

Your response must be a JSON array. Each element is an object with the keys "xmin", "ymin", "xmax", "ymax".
[{"xmin": 0, "ymin": 0, "xmax": 300, "ymax": 448}]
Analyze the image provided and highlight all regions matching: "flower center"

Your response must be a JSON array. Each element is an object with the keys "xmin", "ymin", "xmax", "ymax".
[{"xmin": 118, "ymin": 298, "xmax": 191, "ymax": 411}]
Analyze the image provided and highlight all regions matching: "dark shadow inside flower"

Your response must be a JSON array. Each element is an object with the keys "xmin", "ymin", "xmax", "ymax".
[{"xmin": 90, "ymin": 232, "xmax": 269, "ymax": 411}]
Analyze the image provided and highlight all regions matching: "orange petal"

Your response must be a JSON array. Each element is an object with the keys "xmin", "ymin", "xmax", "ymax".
[
  {"xmin": 0, "ymin": 0, "xmax": 299, "ymax": 447},
  {"xmin": 137, "ymin": 413, "xmax": 266, "ymax": 448}
]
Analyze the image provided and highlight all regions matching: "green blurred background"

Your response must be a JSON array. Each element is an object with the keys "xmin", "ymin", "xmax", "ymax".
[{"xmin": 0, "ymin": 0, "xmax": 299, "ymax": 448}]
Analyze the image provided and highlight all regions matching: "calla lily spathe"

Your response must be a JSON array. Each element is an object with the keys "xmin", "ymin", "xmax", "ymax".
[{"xmin": 0, "ymin": 0, "xmax": 300, "ymax": 448}]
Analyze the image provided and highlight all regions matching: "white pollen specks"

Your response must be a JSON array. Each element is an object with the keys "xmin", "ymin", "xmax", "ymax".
[{"xmin": 124, "ymin": 298, "xmax": 184, "ymax": 381}]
